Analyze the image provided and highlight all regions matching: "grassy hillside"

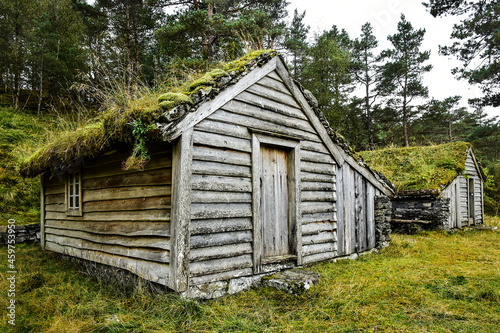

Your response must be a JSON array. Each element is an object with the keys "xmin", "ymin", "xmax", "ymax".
[{"xmin": 1, "ymin": 217, "xmax": 499, "ymax": 332}]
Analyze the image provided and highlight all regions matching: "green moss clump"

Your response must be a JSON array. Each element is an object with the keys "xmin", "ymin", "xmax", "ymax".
[
  {"xmin": 360, "ymin": 142, "xmax": 471, "ymax": 192},
  {"xmin": 158, "ymin": 92, "xmax": 192, "ymax": 110},
  {"xmin": 188, "ymin": 69, "xmax": 229, "ymax": 92}
]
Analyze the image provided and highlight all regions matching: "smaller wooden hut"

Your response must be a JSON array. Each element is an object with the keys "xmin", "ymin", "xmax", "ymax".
[{"xmin": 360, "ymin": 142, "xmax": 485, "ymax": 233}]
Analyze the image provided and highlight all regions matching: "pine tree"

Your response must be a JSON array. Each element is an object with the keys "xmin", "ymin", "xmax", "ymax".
[
  {"xmin": 283, "ymin": 8, "xmax": 309, "ymax": 80},
  {"xmin": 379, "ymin": 14, "xmax": 432, "ymax": 147}
]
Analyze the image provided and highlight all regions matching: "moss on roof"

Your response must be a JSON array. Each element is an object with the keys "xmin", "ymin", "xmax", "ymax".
[
  {"xmin": 20, "ymin": 50, "xmax": 277, "ymax": 178},
  {"xmin": 359, "ymin": 142, "xmax": 472, "ymax": 193}
]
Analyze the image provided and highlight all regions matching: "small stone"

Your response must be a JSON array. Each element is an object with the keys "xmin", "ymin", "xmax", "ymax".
[{"xmin": 262, "ymin": 269, "xmax": 321, "ymax": 294}]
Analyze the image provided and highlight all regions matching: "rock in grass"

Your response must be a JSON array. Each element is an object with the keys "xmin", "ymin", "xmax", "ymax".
[{"xmin": 262, "ymin": 269, "xmax": 321, "ymax": 294}]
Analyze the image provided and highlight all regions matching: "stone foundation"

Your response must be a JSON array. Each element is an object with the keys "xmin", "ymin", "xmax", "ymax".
[
  {"xmin": 0, "ymin": 223, "xmax": 40, "ymax": 245},
  {"xmin": 375, "ymin": 196, "xmax": 392, "ymax": 248},
  {"xmin": 391, "ymin": 195, "xmax": 450, "ymax": 234}
]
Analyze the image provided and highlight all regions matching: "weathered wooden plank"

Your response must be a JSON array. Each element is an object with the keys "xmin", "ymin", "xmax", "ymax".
[
  {"xmin": 246, "ymin": 83, "xmax": 301, "ymax": 109},
  {"xmin": 366, "ymin": 184, "xmax": 375, "ymax": 249},
  {"xmin": 45, "ymin": 210, "xmax": 170, "ymax": 222},
  {"xmin": 45, "ymin": 227, "xmax": 170, "ymax": 250},
  {"xmin": 83, "ymin": 197, "xmax": 171, "ymax": 213},
  {"xmin": 300, "ymin": 140, "xmax": 330, "ymax": 154},
  {"xmin": 191, "ymin": 218, "xmax": 252, "ymax": 235},
  {"xmin": 191, "ymin": 203, "xmax": 252, "ymax": 219},
  {"xmin": 84, "ymin": 186, "xmax": 171, "ymax": 202},
  {"xmin": 302, "ymin": 242, "xmax": 336, "ymax": 257},
  {"xmin": 267, "ymin": 70, "xmax": 282, "ymax": 82},
  {"xmin": 302, "ymin": 212, "xmax": 335, "ymax": 224},
  {"xmin": 190, "ymin": 243, "xmax": 252, "ymax": 262},
  {"xmin": 301, "ymin": 150, "xmax": 336, "ymax": 164},
  {"xmin": 45, "ymin": 176, "xmax": 64, "ymax": 187},
  {"xmin": 192, "ymin": 160, "xmax": 251, "ymax": 178},
  {"xmin": 41, "ymin": 176, "xmax": 46, "ymax": 249},
  {"xmin": 192, "ymin": 146, "xmax": 251, "ymax": 166},
  {"xmin": 83, "ymin": 169, "xmax": 172, "ymax": 189},
  {"xmin": 302, "ymin": 222, "xmax": 336, "ymax": 235},
  {"xmin": 301, "ymin": 182, "xmax": 335, "ymax": 191},
  {"xmin": 189, "ymin": 268, "xmax": 253, "ymax": 285},
  {"xmin": 300, "ymin": 171, "xmax": 334, "ymax": 183},
  {"xmin": 45, "ymin": 242, "xmax": 170, "ymax": 286},
  {"xmin": 45, "ymin": 193, "xmax": 64, "ymax": 205},
  {"xmin": 256, "ymin": 75, "xmax": 292, "ymax": 96},
  {"xmin": 221, "ymin": 99, "xmax": 315, "ymax": 135},
  {"xmin": 336, "ymin": 166, "xmax": 344, "ymax": 255},
  {"xmin": 45, "ymin": 220, "xmax": 171, "ymax": 237},
  {"xmin": 193, "ymin": 131, "xmax": 251, "ymax": 153},
  {"xmin": 45, "ymin": 184, "xmax": 65, "ymax": 195},
  {"xmin": 212, "ymin": 108, "xmax": 319, "ymax": 142},
  {"xmin": 191, "ymin": 230, "xmax": 252, "ymax": 249},
  {"xmin": 301, "ymin": 202, "xmax": 335, "ymax": 214},
  {"xmin": 344, "ymin": 166, "xmax": 356, "ymax": 255},
  {"xmin": 302, "ymin": 231, "xmax": 336, "ymax": 245},
  {"xmin": 192, "ymin": 175, "xmax": 252, "ymax": 192},
  {"xmin": 46, "ymin": 234, "xmax": 170, "ymax": 263},
  {"xmin": 190, "ymin": 254, "xmax": 253, "ymax": 276},
  {"xmin": 301, "ymin": 191, "xmax": 335, "ymax": 202},
  {"xmin": 45, "ymin": 203, "xmax": 65, "ymax": 212},
  {"xmin": 301, "ymin": 161, "xmax": 335, "ymax": 175},
  {"xmin": 356, "ymin": 174, "xmax": 367, "ymax": 252},
  {"xmin": 191, "ymin": 191, "xmax": 252, "ymax": 203},
  {"xmin": 251, "ymin": 134, "xmax": 262, "ymax": 274},
  {"xmin": 302, "ymin": 251, "xmax": 336, "ymax": 265},
  {"xmin": 83, "ymin": 154, "xmax": 172, "ymax": 180},
  {"xmin": 234, "ymin": 91, "xmax": 308, "ymax": 121},
  {"xmin": 195, "ymin": 118, "xmax": 250, "ymax": 139}
]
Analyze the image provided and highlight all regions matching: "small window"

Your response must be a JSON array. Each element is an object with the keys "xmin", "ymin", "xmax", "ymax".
[{"xmin": 67, "ymin": 170, "xmax": 82, "ymax": 216}]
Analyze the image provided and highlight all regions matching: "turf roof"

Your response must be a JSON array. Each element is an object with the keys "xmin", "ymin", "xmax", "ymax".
[
  {"xmin": 359, "ymin": 142, "xmax": 475, "ymax": 194},
  {"xmin": 20, "ymin": 50, "xmax": 278, "ymax": 178}
]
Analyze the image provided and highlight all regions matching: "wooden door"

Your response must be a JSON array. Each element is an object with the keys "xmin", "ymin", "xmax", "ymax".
[
  {"xmin": 468, "ymin": 178, "xmax": 475, "ymax": 224},
  {"xmin": 260, "ymin": 145, "xmax": 290, "ymax": 258}
]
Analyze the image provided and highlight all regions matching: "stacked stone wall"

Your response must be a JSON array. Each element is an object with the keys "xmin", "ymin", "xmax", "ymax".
[
  {"xmin": 375, "ymin": 196, "xmax": 392, "ymax": 248},
  {"xmin": 391, "ymin": 196, "xmax": 450, "ymax": 233}
]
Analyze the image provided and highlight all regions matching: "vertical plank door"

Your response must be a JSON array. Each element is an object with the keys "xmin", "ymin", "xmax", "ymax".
[{"xmin": 260, "ymin": 146, "xmax": 290, "ymax": 258}]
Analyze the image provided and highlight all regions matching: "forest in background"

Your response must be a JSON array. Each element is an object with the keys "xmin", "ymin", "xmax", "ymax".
[{"xmin": 0, "ymin": 0, "xmax": 499, "ymax": 214}]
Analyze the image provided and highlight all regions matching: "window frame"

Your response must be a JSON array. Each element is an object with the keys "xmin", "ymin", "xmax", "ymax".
[{"xmin": 66, "ymin": 169, "xmax": 83, "ymax": 216}]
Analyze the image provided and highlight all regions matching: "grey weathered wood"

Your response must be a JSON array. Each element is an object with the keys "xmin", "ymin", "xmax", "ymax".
[
  {"xmin": 191, "ymin": 218, "xmax": 252, "ymax": 235},
  {"xmin": 189, "ymin": 254, "xmax": 253, "ymax": 276},
  {"xmin": 190, "ymin": 243, "xmax": 252, "ymax": 262},
  {"xmin": 301, "ymin": 171, "xmax": 335, "ymax": 183},
  {"xmin": 345, "ymin": 167, "xmax": 356, "ymax": 255},
  {"xmin": 40, "ymin": 175, "xmax": 46, "ymax": 250},
  {"xmin": 302, "ymin": 212, "xmax": 336, "ymax": 224},
  {"xmin": 302, "ymin": 222, "xmax": 336, "ymax": 235},
  {"xmin": 169, "ymin": 128, "xmax": 193, "ymax": 292},
  {"xmin": 193, "ymin": 130, "xmax": 251, "ymax": 153},
  {"xmin": 84, "ymin": 186, "xmax": 171, "ymax": 202},
  {"xmin": 195, "ymin": 118, "xmax": 250, "ymax": 140},
  {"xmin": 336, "ymin": 164, "xmax": 345, "ymax": 256},
  {"xmin": 256, "ymin": 75, "xmax": 292, "ymax": 96},
  {"xmin": 456, "ymin": 179, "xmax": 462, "ymax": 228},
  {"xmin": 45, "ymin": 220, "xmax": 170, "ymax": 237},
  {"xmin": 266, "ymin": 70, "xmax": 282, "ymax": 82},
  {"xmin": 46, "ymin": 234, "xmax": 170, "ymax": 263},
  {"xmin": 301, "ymin": 182, "xmax": 335, "ymax": 191},
  {"xmin": 191, "ymin": 203, "xmax": 252, "ymax": 219},
  {"xmin": 45, "ymin": 210, "xmax": 170, "ymax": 222},
  {"xmin": 300, "ymin": 140, "xmax": 330, "ymax": 155},
  {"xmin": 251, "ymin": 134, "xmax": 262, "ymax": 273},
  {"xmin": 191, "ymin": 191, "xmax": 252, "ymax": 203},
  {"xmin": 366, "ymin": 184, "xmax": 375, "ymax": 249},
  {"xmin": 83, "ymin": 197, "xmax": 171, "ymax": 213},
  {"xmin": 45, "ymin": 184, "xmax": 65, "ymax": 195},
  {"xmin": 302, "ymin": 242, "xmax": 336, "ymax": 257},
  {"xmin": 83, "ymin": 169, "xmax": 172, "ymax": 189},
  {"xmin": 301, "ymin": 161, "xmax": 335, "ymax": 175},
  {"xmin": 356, "ymin": 174, "xmax": 367, "ymax": 252},
  {"xmin": 301, "ymin": 202, "xmax": 335, "ymax": 215},
  {"xmin": 45, "ymin": 193, "xmax": 65, "ymax": 205},
  {"xmin": 246, "ymin": 82, "xmax": 301, "ymax": 109},
  {"xmin": 192, "ymin": 175, "xmax": 252, "ymax": 192},
  {"xmin": 45, "ymin": 203, "xmax": 65, "ymax": 212},
  {"xmin": 45, "ymin": 242, "xmax": 170, "ymax": 286},
  {"xmin": 234, "ymin": 91, "xmax": 308, "ymax": 121},
  {"xmin": 190, "ymin": 268, "xmax": 253, "ymax": 285},
  {"xmin": 302, "ymin": 231, "xmax": 336, "ymax": 245},
  {"xmin": 302, "ymin": 251, "xmax": 336, "ymax": 265},
  {"xmin": 45, "ymin": 227, "xmax": 170, "ymax": 250},
  {"xmin": 84, "ymin": 145, "xmax": 172, "ymax": 168},
  {"xmin": 301, "ymin": 191, "xmax": 335, "ymax": 202},
  {"xmin": 192, "ymin": 160, "xmax": 251, "ymax": 178},
  {"xmin": 192, "ymin": 146, "xmax": 251, "ymax": 166},
  {"xmin": 301, "ymin": 150, "xmax": 336, "ymax": 164},
  {"xmin": 191, "ymin": 230, "xmax": 253, "ymax": 249}
]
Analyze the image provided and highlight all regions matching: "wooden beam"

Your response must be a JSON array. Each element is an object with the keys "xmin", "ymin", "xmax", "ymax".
[
  {"xmin": 169, "ymin": 128, "xmax": 193, "ymax": 292},
  {"xmin": 40, "ymin": 175, "xmax": 46, "ymax": 250}
]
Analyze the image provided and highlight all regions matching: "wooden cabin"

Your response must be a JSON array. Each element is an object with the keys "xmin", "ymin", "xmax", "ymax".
[
  {"xmin": 360, "ymin": 142, "xmax": 485, "ymax": 233},
  {"xmin": 22, "ymin": 51, "xmax": 393, "ymax": 298}
]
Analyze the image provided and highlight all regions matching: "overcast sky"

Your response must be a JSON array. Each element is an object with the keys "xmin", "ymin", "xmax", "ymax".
[{"xmin": 286, "ymin": 0, "xmax": 499, "ymax": 119}]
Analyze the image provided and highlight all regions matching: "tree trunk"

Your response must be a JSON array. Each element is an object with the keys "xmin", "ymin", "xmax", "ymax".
[
  {"xmin": 206, "ymin": 3, "xmax": 215, "ymax": 62},
  {"xmin": 364, "ymin": 51, "xmax": 375, "ymax": 150},
  {"xmin": 37, "ymin": 53, "xmax": 44, "ymax": 119},
  {"xmin": 448, "ymin": 119, "xmax": 453, "ymax": 142},
  {"xmin": 403, "ymin": 74, "xmax": 409, "ymax": 147}
]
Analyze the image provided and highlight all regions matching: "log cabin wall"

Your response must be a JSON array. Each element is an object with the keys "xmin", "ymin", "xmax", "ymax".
[
  {"xmin": 42, "ymin": 144, "xmax": 173, "ymax": 286},
  {"xmin": 336, "ymin": 163, "xmax": 379, "ymax": 256},
  {"xmin": 188, "ymin": 70, "xmax": 337, "ymax": 286}
]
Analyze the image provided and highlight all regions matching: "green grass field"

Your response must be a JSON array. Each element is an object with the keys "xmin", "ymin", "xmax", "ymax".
[{"xmin": 1, "ymin": 216, "xmax": 499, "ymax": 332}]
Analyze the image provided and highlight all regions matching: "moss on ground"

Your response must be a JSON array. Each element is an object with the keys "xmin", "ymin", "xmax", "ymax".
[{"xmin": 360, "ymin": 142, "xmax": 472, "ymax": 192}]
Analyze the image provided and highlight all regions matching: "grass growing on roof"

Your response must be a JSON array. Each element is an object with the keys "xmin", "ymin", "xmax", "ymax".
[
  {"xmin": 20, "ymin": 50, "xmax": 276, "ymax": 178},
  {"xmin": 360, "ymin": 142, "xmax": 471, "ymax": 192},
  {"xmin": 2, "ymin": 216, "xmax": 499, "ymax": 332}
]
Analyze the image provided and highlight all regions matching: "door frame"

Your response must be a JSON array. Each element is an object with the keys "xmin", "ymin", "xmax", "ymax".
[
  {"xmin": 468, "ymin": 177, "xmax": 475, "ymax": 225},
  {"xmin": 251, "ymin": 131, "xmax": 302, "ymax": 273}
]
